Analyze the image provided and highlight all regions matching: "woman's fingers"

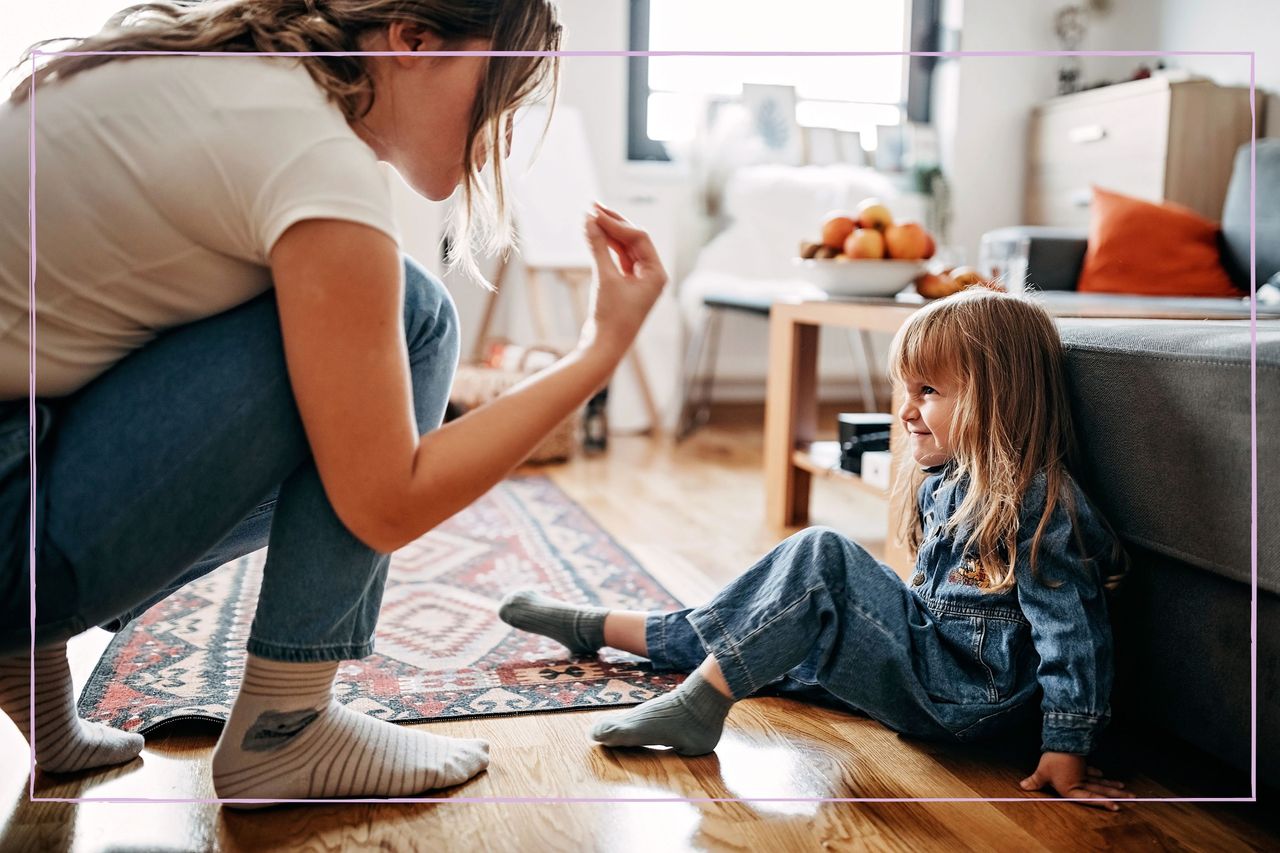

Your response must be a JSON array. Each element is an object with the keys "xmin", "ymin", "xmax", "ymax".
[
  {"xmin": 604, "ymin": 233, "xmax": 635, "ymax": 276},
  {"xmin": 592, "ymin": 200, "xmax": 626, "ymax": 221},
  {"xmin": 583, "ymin": 211, "xmax": 635, "ymax": 277},
  {"xmin": 582, "ymin": 214, "xmax": 619, "ymax": 276},
  {"xmin": 591, "ymin": 207, "xmax": 660, "ymax": 265}
]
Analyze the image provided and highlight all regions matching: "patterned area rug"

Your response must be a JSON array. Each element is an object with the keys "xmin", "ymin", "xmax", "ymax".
[{"xmin": 78, "ymin": 476, "xmax": 687, "ymax": 733}]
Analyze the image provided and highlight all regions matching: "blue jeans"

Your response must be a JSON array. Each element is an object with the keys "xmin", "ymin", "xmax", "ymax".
[
  {"xmin": 644, "ymin": 527, "xmax": 1038, "ymax": 743},
  {"xmin": 0, "ymin": 257, "xmax": 459, "ymax": 662}
]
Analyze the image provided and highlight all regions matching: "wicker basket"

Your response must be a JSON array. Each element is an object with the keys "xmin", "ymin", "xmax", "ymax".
[{"xmin": 449, "ymin": 345, "xmax": 579, "ymax": 464}]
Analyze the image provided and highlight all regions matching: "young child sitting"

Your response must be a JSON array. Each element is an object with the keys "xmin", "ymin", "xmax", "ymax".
[{"xmin": 500, "ymin": 288, "xmax": 1136, "ymax": 810}]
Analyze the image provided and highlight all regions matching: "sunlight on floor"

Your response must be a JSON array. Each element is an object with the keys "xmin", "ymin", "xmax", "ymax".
[
  {"xmin": 714, "ymin": 734, "xmax": 827, "ymax": 815},
  {"xmin": 594, "ymin": 785, "xmax": 702, "ymax": 851},
  {"xmin": 72, "ymin": 801, "xmax": 212, "ymax": 853}
]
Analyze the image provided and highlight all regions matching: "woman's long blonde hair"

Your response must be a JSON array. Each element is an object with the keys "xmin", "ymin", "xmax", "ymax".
[
  {"xmin": 888, "ymin": 289, "xmax": 1125, "ymax": 592},
  {"xmin": 9, "ymin": 0, "xmax": 562, "ymax": 282}
]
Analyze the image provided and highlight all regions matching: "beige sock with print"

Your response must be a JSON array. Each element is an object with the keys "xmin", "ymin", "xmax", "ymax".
[{"xmin": 211, "ymin": 655, "xmax": 489, "ymax": 805}]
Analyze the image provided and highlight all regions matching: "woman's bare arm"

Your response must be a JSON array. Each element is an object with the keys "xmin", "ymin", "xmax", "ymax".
[{"xmin": 269, "ymin": 209, "xmax": 665, "ymax": 552}]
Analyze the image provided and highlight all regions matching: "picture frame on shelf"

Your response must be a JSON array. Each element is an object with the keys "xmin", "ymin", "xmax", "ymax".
[{"xmin": 741, "ymin": 83, "xmax": 804, "ymax": 166}]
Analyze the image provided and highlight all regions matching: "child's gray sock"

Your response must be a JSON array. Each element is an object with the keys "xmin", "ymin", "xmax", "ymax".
[
  {"xmin": 497, "ymin": 590, "xmax": 608, "ymax": 655},
  {"xmin": 589, "ymin": 669, "xmax": 734, "ymax": 756}
]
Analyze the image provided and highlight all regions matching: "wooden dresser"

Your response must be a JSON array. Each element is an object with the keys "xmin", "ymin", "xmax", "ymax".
[{"xmin": 1025, "ymin": 74, "xmax": 1260, "ymax": 227}]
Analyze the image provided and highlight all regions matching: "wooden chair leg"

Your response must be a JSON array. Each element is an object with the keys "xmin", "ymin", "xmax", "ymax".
[
  {"xmin": 694, "ymin": 308, "xmax": 726, "ymax": 430},
  {"xmin": 677, "ymin": 309, "xmax": 714, "ymax": 440},
  {"xmin": 525, "ymin": 267, "xmax": 553, "ymax": 343}
]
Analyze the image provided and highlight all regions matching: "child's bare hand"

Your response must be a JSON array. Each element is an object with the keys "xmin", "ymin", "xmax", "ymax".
[{"xmin": 1019, "ymin": 751, "xmax": 1135, "ymax": 811}]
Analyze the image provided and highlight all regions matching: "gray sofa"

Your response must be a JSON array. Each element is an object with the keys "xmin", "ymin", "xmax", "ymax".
[
  {"xmin": 995, "ymin": 139, "xmax": 1279, "ymax": 791},
  {"xmin": 1059, "ymin": 318, "xmax": 1276, "ymax": 792}
]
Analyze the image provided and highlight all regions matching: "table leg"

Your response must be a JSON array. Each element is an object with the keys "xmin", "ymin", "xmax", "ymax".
[{"xmin": 765, "ymin": 315, "xmax": 819, "ymax": 527}]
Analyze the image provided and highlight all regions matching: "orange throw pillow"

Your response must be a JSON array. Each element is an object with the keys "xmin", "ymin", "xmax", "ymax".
[{"xmin": 1077, "ymin": 186, "xmax": 1241, "ymax": 297}]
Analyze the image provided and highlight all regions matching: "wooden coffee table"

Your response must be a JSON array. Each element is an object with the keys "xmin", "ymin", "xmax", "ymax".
[{"xmin": 763, "ymin": 297, "xmax": 918, "ymax": 570}]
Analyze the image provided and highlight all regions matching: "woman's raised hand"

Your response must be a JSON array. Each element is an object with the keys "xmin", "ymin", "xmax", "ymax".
[{"xmin": 577, "ymin": 202, "xmax": 668, "ymax": 362}]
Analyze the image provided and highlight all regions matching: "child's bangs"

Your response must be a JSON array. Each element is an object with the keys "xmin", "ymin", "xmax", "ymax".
[{"xmin": 890, "ymin": 310, "xmax": 964, "ymax": 388}]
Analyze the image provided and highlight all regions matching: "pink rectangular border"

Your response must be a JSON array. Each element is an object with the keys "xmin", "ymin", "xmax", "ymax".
[{"xmin": 22, "ymin": 47, "xmax": 1259, "ymax": 807}]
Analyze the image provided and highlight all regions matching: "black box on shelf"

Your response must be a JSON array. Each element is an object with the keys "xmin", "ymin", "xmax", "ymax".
[{"xmin": 838, "ymin": 413, "xmax": 893, "ymax": 474}]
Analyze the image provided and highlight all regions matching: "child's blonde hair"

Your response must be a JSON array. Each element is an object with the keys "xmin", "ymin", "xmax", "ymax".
[{"xmin": 888, "ymin": 289, "xmax": 1124, "ymax": 592}]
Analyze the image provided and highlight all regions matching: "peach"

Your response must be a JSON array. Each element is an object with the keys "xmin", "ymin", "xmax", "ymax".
[
  {"xmin": 844, "ymin": 228, "xmax": 885, "ymax": 259},
  {"xmin": 915, "ymin": 272, "xmax": 962, "ymax": 299},
  {"xmin": 949, "ymin": 266, "xmax": 986, "ymax": 288},
  {"xmin": 820, "ymin": 214, "xmax": 858, "ymax": 250},
  {"xmin": 922, "ymin": 232, "xmax": 936, "ymax": 260},
  {"xmin": 884, "ymin": 222, "xmax": 930, "ymax": 260},
  {"xmin": 856, "ymin": 198, "xmax": 893, "ymax": 230}
]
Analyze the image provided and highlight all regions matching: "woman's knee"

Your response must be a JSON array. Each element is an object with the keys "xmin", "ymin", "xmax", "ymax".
[{"xmin": 402, "ymin": 256, "xmax": 460, "ymax": 364}]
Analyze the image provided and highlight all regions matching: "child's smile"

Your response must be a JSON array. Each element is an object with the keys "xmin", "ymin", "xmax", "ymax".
[{"xmin": 898, "ymin": 375, "xmax": 958, "ymax": 468}]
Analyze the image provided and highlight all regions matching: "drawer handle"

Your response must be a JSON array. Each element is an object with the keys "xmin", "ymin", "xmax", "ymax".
[
  {"xmin": 1070, "ymin": 188, "xmax": 1092, "ymax": 208},
  {"xmin": 1068, "ymin": 124, "xmax": 1107, "ymax": 144}
]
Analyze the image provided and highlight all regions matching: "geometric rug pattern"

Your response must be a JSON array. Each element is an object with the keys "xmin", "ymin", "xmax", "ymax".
[{"xmin": 78, "ymin": 476, "xmax": 687, "ymax": 733}]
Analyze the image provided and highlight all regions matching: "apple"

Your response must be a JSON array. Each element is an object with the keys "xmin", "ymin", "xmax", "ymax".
[
  {"xmin": 922, "ymin": 232, "xmax": 936, "ymax": 259},
  {"xmin": 856, "ymin": 198, "xmax": 894, "ymax": 230},
  {"xmin": 844, "ymin": 228, "xmax": 886, "ymax": 259},
  {"xmin": 820, "ymin": 214, "xmax": 858, "ymax": 250},
  {"xmin": 884, "ymin": 222, "xmax": 930, "ymax": 260}
]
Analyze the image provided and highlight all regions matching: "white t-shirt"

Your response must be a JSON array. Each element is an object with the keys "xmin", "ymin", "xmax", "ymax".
[{"xmin": 0, "ymin": 55, "xmax": 400, "ymax": 399}]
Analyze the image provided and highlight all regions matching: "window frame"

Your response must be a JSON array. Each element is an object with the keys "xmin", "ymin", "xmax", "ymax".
[{"xmin": 625, "ymin": 0, "xmax": 941, "ymax": 162}]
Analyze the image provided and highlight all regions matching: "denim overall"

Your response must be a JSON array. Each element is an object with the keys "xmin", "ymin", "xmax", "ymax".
[{"xmin": 644, "ymin": 465, "xmax": 1117, "ymax": 755}]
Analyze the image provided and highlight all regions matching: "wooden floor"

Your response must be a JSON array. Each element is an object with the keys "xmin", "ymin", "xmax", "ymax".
[{"xmin": 1, "ymin": 411, "xmax": 1275, "ymax": 852}]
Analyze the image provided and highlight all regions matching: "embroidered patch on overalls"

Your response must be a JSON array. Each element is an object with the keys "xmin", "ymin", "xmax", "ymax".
[{"xmin": 948, "ymin": 558, "xmax": 991, "ymax": 589}]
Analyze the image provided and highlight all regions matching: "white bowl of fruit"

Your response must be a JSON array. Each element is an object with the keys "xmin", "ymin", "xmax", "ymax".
[{"xmin": 795, "ymin": 200, "xmax": 936, "ymax": 297}]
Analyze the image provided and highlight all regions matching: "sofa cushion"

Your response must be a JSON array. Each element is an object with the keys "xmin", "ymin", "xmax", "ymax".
[
  {"xmin": 1056, "ymin": 318, "xmax": 1279, "ymax": 594},
  {"xmin": 1220, "ymin": 138, "xmax": 1280, "ymax": 289},
  {"xmin": 1077, "ymin": 187, "xmax": 1241, "ymax": 298}
]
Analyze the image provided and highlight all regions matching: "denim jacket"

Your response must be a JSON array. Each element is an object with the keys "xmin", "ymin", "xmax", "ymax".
[{"xmin": 914, "ymin": 462, "xmax": 1117, "ymax": 755}]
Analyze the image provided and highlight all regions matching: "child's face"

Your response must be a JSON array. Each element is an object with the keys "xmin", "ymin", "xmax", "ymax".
[{"xmin": 897, "ymin": 374, "xmax": 958, "ymax": 468}]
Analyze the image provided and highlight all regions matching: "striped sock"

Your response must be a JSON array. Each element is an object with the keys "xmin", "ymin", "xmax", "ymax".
[
  {"xmin": 0, "ymin": 644, "xmax": 145, "ymax": 774},
  {"xmin": 211, "ymin": 655, "xmax": 489, "ymax": 806}
]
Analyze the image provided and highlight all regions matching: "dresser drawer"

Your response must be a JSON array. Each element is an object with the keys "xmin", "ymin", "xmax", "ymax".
[
  {"xmin": 1024, "ymin": 77, "xmax": 1258, "ymax": 227},
  {"xmin": 1029, "ymin": 88, "xmax": 1171, "ymax": 172},
  {"xmin": 1026, "ymin": 157, "xmax": 1166, "ymax": 225}
]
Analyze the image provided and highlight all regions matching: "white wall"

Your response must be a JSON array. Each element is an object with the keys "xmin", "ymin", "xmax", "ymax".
[
  {"xmin": 1157, "ymin": 0, "xmax": 1279, "ymax": 135},
  {"xmin": 439, "ymin": 0, "xmax": 695, "ymax": 431},
  {"xmin": 937, "ymin": 0, "xmax": 1163, "ymax": 265}
]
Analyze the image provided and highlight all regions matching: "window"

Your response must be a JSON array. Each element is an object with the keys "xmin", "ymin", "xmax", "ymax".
[{"xmin": 628, "ymin": 0, "xmax": 939, "ymax": 162}]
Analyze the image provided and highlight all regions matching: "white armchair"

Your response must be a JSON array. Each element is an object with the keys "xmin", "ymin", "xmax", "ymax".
[{"xmin": 676, "ymin": 164, "xmax": 925, "ymax": 435}]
